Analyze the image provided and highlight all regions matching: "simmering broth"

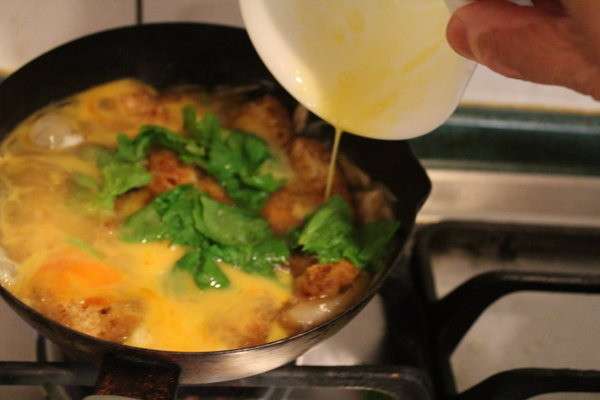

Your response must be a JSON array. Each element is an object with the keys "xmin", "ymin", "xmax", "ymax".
[{"xmin": 0, "ymin": 79, "xmax": 398, "ymax": 351}]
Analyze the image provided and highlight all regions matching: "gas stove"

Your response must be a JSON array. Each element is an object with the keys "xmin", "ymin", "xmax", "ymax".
[
  {"xmin": 2, "ymin": 106, "xmax": 600, "ymax": 399},
  {"xmin": 3, "ymin": 219, "xmax": 600, "ymax": 399}
]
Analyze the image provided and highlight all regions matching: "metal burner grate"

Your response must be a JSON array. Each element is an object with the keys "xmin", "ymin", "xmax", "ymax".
[{"xmin": 414, "ymin": 222, "xmax": 600, "ymax": 399}]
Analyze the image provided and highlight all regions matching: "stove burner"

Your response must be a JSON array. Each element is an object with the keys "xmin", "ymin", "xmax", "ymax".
[{"xmin": 3, "ymin": 221, "xmax": 600, "ymax": 399}]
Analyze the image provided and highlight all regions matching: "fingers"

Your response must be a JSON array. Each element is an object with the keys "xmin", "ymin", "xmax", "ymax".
[
  {"xmin": 532, "ymin": 0, "xmax": 564, "ymax": 14},
  {"xmin": 560, "ymin": 0, "xmax": 600, "ymax": 62},
  {"xmin": 446, "ymin": 0, "xmax": 600, "ymax": 99}
]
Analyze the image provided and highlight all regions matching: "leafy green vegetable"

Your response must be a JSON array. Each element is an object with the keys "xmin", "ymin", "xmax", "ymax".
[
  {"xmin": 297, "ymin": 196, "xmax": 363, "ymax": 266},
  {"xmin": 71, "ymin": 146, "xmax": 151, "ymax": 211},
  {"xmin": 297, "ymin": 196, "xmax": 400, "ymax": 269},
  {"xmin": 175, "ymin": 248, "xmax": 230, "ymax": 289},
  {"xmin": 71, "ymin": 127, "xmax": 205, "ymax": 212},
  {"xmin": 183, "ymin": 106, "xmax": 284, "ymax": 212},
  {"xmin": 68, "ymin": 107, "xmax": 400, "ymax": 290},
  {"xmin": 193, "ymin": 195, "xmax": 271, "ymax": 246},
  {"xmin": 121, "ymin": 185, "xmax": 289, "ymax": 288},
  {"xmin": 121, "ymin": 185, "xmax": 206, "ymax": 247},
  {"xmin": 96, "ymin": 158, "xmax": 151, "ymax": 209},
  {"xmin": 115, "ymin": 126, "xmax": 205, "ymax": 165},
  {"xmin": 210, "ymin": 238, "xmax": 290, "ymax": 278},
  {"xmin": 358, "ymin": 220, "xmax": 400, "ymax": 269},
  {"xmin": 72, "ymin": 108, "xmax": 283, "ymax": 214}
]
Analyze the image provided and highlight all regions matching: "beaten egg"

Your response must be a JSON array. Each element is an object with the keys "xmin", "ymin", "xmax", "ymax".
[{"xmin": 0, "ymin": 79, "xmax": 395, "ymax": 351}]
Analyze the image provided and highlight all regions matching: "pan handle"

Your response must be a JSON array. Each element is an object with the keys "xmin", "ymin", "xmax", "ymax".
[{"xmin": 83, "ymin": 354, "xmax": 180, "ymax": 400}]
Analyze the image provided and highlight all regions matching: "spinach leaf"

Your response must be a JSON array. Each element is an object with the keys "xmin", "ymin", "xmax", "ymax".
[
  {"xmin": 115, "ymin": 126, "xmax": 205, "ymax": 165},
  {"xmin": 72, "ymin": 108, "xmax": 282, "ymax": 214},
  {"xmin": 297, "ymin": 196, "xmax": 363, "ymax": 267},
  {"xmin": 358, "ymin": 220, "xmax": 400, "ymax": 268},
  {"xmin": 121, "ymin": 185, "xmax": 289, "ymax": 288},
  {"xmin": 175, "ymin": 248, "xmax": 230, "ymax": 289},
  {"xmin": 212, "ymin": 237, "xmax": 290, "ymax": 278},
  {"xmin": 96, "ymin": 158, "xmax": 151, "ymax": 209},
  {"xmin": 194, "ymin": 195, "xmax": 271, "ymax": 246},
  {"xmin": 183, "ymin": 106, "xmax": 284, "ymax": 212},
  {"xmin": 120, "ymin": 204, "xmax": 166, "ymax": 243},
  {"xmin": 297, "ymin": 196, "xmax": 400, "ymax": 269},
  {"xmin": 121, "ymin": 185, "xmax": 206, "ymax": 247}
]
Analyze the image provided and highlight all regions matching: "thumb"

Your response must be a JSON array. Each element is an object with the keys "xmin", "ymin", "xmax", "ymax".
[{"xmin": 446, "ymin": 0, "xmax": 600, "ymax": 99}]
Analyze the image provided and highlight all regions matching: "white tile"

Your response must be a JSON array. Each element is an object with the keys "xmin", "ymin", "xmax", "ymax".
[
  {"xmin": 144, "ymin": 0, "xmax": 243, "ymax": 26},
  {"xmin": 0, "ymin": 0, "xmax": 135, "ymax": 73},
  {"xmin": 462, "ymin": 65, "xmax": 600, "ymax": 113}
]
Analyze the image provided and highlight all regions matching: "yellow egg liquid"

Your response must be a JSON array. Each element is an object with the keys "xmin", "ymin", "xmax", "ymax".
[
  {"xmin": 324, "ymin": 127, "xmax": 343, "ymax": 200},
  {"xmin": 0, "ymin": 80, "xmax": 294, "ymax": 352}
]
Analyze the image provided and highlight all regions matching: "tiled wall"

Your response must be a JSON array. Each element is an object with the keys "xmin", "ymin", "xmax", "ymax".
[
  {"xmin": 1, "ymin": 0, "xmax": 599, "ymax": 113},
  {"xmin": 0, "ymin": 0, "xmax": 135, "ymax": 73}
]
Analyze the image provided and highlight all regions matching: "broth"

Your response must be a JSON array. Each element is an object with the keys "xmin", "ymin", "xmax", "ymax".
[{"xmin": 0, "ymin": 79, "xmax": 397, "ymax": 351}]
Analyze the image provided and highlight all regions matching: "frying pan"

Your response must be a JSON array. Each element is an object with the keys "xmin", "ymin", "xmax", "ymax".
[{"xmin": 0, "ymin": 23, "xmax": 431, "ymax": 399}]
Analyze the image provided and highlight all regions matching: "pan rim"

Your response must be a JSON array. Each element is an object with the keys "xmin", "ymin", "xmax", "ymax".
[{"xmin": 0, "ymin": 22, "xmax": 420, "ymax": 359}]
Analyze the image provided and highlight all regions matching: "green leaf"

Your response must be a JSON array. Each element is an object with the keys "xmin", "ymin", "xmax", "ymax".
[
  {"xmin": 97, "ymin": 159, "xmax": 151, "ymax": 209},
  {"xmin": 120, "ymin": 185, "xmax": 289, "ymax": 287},
  {"xmin": 193, "ymin": 195, "xmax": 271, "ymax": 246},
  {"xmin": 121, "ymin": 185, "xmax": 206, "ymax": 247},
  {"xmin": 358, "ymin": 220, "xmax": 400, "ymax": 269},
  {"xmin": 175, "ymin": 248, "xmax": 230, "ymax": 289},
  {"xmin": 214, "ymin": 237, "xmax": 290, "ymax": 278},
  {"xmin": 183, "ymin": 106, "xmax": 284, "ymax": 212},
  {"xmin": 115, "ymin": 126, "xmax": 205, "ymax": 165},
  {"xmin": 184, "ymin": 106, "xmax": 220, "ymax": 147},
  {"xmin": 158, "ymin": 186, "xmax": 206, "ymax": 247},
  {"xmin": 298, "ymin": 196, "xmax": 363, "ymax": 267},
  {"xmin": 120, "ymin": 204, "xmax": 166, "ymax": 243},
  {"xmin": 298, "ymin": 196, "xmax": 401, "ymax": 269}
]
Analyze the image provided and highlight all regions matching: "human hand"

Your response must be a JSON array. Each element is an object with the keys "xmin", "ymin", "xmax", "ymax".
[{"xmin": 446, "ymin": 0, "xmax": 600, "ymax": 100}]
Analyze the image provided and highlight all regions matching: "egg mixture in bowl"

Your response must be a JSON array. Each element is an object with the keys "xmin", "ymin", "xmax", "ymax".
[{"xmin": 0, "ymin": 79, "xmax": 399, "ymax": 352}]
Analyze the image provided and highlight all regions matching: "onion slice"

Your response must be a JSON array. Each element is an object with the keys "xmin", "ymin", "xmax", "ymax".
[
  {"xmin": 29, "ymin": 113, "xmax": 83, "ymax": 150},
  {"xmin": 280, "ymin": 273, "xmax": 369, "ymax": 332}
]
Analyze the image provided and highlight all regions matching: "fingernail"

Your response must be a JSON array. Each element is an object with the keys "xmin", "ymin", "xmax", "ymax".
[{"xmin": 447, "ymin": 14, "xmax": 475, "ymax": 60}]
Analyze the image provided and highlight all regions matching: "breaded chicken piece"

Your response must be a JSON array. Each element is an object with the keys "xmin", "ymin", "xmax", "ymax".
[
  {"xmin": 287, "ymin": 137, "xmax": 350, "ymax": 198},
  {"xmin": 231, "ymin": 95, "xmax": 294, "ymax": 148},
  {"xmin": 119, "ymin": 88, "xmax": 165, "ymax": 120},
  {"xmin": 288, "ymin": 254, "xmax": 318, "ymax": 277},
  {"xmin": 147, "ymin": 150, "xmax": 231, "ymax": 204},
  {"xmin": 262, "ymin": 137, "xmax": 353, "ymax": 234},
  {"xmin": 86, "ymin": 80, "xmax": 173, "ymax": 130},
  {"xmin": 34, "ymin": 294, "xmax": 141, "ymax": 342},
  {"xmin": 294, "ymin": 260, "xmax": 359, "ymax": 299},
  {"xmin": 261, "ymin": 188, "xmax": 323, "ymax": 235}
]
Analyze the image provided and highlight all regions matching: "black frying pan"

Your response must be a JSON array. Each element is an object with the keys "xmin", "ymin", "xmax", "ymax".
[{"xmin": 0, "ymin": 23, "xmax": 430, "ymax": 400}]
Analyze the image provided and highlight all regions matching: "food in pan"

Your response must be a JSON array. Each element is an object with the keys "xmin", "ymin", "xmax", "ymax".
[{"xmin": 0, "ymin": 79, "xmax": 399, "ymax": 351}]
